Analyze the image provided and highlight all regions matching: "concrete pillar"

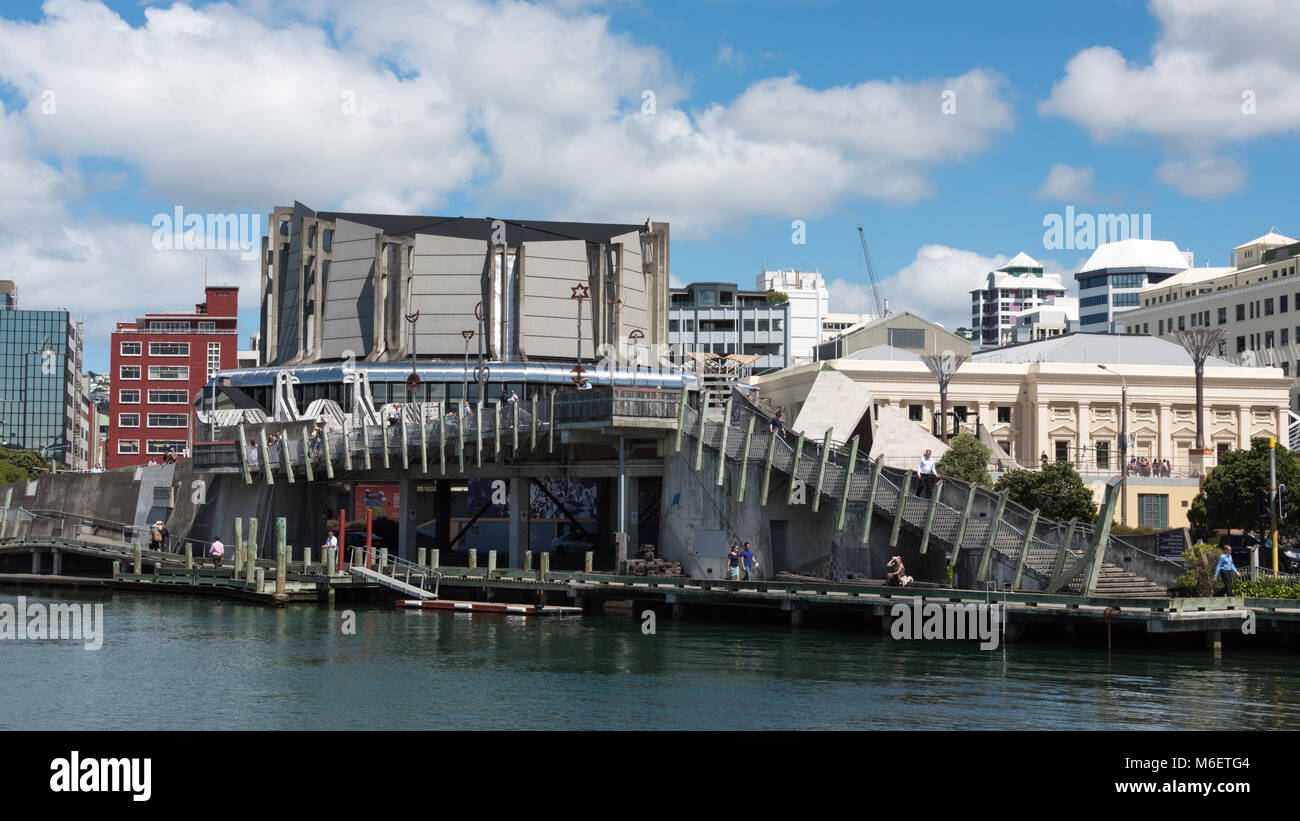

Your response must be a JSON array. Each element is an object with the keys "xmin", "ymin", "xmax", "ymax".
[
  {"xmin": 430, "ymin": 549, "xmax": 440, "ymax": 570},
  {"xmin": 1237, "ymin": 406, "xmax": 1249, "ymax": 450},
  {"xmin": 303, "ymin": 547, "xmax": 312, "ymax": 568},
  {"xmin": 1207, "ymin": 629, "xmax": 1223, "ymax": 653},
  {"xmin": 1158, "ymin": 404, "xmax": 1173, "ymax": 462},
  {"xmin": 1077, "ymin": 402, "xmax": 1090, "ymax": 470},
  {"xmin": 1036, "ymin": 402, "xmax": 1049, "ymax": 462},
  {"xmin": 51, "ymin": 548, "xmax": 62, "ymax": 576},
  {"xmin": 508, "ymin": 476, "xmax": 527, "ymax": 569},
  {"xmin": 468, "ymin": 549, "xmax": 477, "ymax": 571},
  {"xmin": 488, "ymin": 550, "xmax": 497, "ymax": 577},
  {"xmin": 184, "ymin": 542, "xmax": 193, "ymax": 570},
  {"xmin": 397, "ymin": 476, "xmax": 417, "ymax": 562}
]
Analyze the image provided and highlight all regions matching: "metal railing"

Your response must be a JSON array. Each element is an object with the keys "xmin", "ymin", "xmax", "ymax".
[{"xmin": 350, "ymin": 544, "xmax": 442, "ymax": 598}]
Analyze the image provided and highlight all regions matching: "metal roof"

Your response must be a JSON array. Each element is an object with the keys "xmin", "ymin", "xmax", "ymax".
[{"xmin": 971, "ymin": 332, "xmax": 1235, "ymax": 367}]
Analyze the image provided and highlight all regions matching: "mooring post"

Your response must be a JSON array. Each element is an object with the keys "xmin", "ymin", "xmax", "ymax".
[
  {"xmin": 275, "ymin": 517, "xmax": 287, "ymax": 595},
  {"xmin": 304, "ymin": 547, "xmax": 313, "ymax": 569},
  {"xmin": 112, "ymin": 560, "xmax": 120, "ymax": 580},
  {"xmin": 540, "ymin": 551, "xmax": 550, "ymax": 580},
  {"xmin": 378, "ymin": 548, "xmax": 389, "ymax": 575},
  {"xmin": 256, "ymin": 567, "xmax": 266, "ymax": 593},
  {"xmin": 584, "ymin": 551, "xmax": 594, "ymax": 574},
  {"xmin": 233, "ymin": 517, "xmax": 244, "ymax": 576},
  {"xmin": 184, "ymin": 542, "xmax": 193, "ymax": 570},
  {"xmin": 488, "ymin": 549, "xmax": 497, "ymax": 578},
  {"xmin": 524, "ymin": 550, "xmax": 533, "ymax": 572},
  {"xmin": 133, "ymin": 544, "xmax": 142, "ymax": 575},
  {"xmin": 246, "ymin": 518, "xmax": 259, "ymax": 584},
  {"xmin": 468, "ymin": 549, "xmax": 477, "ymax": 571},
  {"xmin": 417, "ymin": 547, "xmax": 427, "ymax": 567}
]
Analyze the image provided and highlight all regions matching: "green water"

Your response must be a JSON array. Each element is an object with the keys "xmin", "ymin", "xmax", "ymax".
[{"xmin": 2, "ymin": 589, "xmax": 1297, "ymax": 730}]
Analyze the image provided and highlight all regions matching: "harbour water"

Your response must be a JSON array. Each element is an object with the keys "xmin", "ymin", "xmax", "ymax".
[{"xmin": 3, "ymin": 589, "xmax": 1298, "ymax": 731}]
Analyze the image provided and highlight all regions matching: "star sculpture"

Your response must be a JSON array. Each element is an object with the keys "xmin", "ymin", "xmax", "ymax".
[{"xmin": 570, "ymin": 284, "xmax": 590, "ymax": 300}]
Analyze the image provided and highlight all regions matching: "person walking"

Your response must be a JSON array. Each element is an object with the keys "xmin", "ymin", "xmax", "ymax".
[
  {"xmin": 1213, "ymin": 543, "xmax": 1239, "ymax": 597},
  {"xmin": 769, "ymin": 409, "xmax": 786, "ymax": 439},
  {"xmin": 917, "ymin": 448, "xmax": 939, "ymax": 499},
  {"xmin": 726, "ymin": 544, "xmax": 742, "ymax": 581},
  {"xmin": 740, "ymin": 542, "xmax": 756, "ymax": 581},
  {"xmin": 209, "ymin": 537, "xmax": 225, "ymax": 570},
  {"xmin": 1040, "ymin": 450, "xmax": 1049, "ymax": 469}
]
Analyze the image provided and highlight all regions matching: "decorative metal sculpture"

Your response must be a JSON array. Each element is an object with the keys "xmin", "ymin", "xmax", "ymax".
[{"xmin": 920, "ymin": 351, "xmax": 969, "ymax": 443}]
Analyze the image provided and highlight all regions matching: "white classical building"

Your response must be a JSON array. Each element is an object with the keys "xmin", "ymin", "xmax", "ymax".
[{"xmin": 758, "ymin": 269, "xmax": 877, "ymax": 363}]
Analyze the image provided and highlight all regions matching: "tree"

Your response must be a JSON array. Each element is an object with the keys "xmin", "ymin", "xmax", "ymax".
[
  {"xmin": 994, "ymin": 461, "xmax": 1098, "ymax": 522},
  {"xmin": 765, "ymin": 290, "xmax": 789, "ymax": 304},
  {"xmin": 0, "ymin": 448, "xmax": 44, "ymax": 482},
  {"xmin": 935, "ymin": 432, "xmax": 992, "ymax": 488},
  {"xmin": 1194, "ymin": 438, "xmax": 1300, "ymax": 539}
]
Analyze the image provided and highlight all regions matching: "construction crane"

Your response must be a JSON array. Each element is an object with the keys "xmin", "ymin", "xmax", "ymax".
[{"xmin": 857, "ymin": 227, "xmax": 887, "ymax": 318}]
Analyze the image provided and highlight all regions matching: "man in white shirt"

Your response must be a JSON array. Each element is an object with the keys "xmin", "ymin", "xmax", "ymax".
[{"xmin": 917, "ymin": 449, "xmax": 939, "ymax": 498}]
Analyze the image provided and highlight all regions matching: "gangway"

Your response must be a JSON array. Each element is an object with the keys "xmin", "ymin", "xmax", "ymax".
[{"xmin": 348, "ymin": 546, "xmax": 441, "ymax": 600}]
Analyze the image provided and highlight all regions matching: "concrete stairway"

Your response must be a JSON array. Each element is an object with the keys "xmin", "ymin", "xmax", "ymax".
[{"xmin": 1093, "ymin": 563, "xmax": 1171, "ymax": 598}]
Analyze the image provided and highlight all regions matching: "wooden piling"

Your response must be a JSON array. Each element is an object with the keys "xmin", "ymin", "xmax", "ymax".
[
  {"xmin": 468, "ymin": 549, "xmax": 477, "ymax": 571},
  {"xmin": 584, "ymin": 551, "xmax": 594, "ymax": 574},
  {"xmin": 488, "ymin": 549, "xmax": 497, "ymax": 578},
  {"xmin": 246, "ymin": 517, "xmax": 258, "ymax": 584},
  {"xmin": 524, "ymin": 550, "xmax": 532, "ymax": 571},
  {"xmin": 275, "ymin": 518, "xmax": 287, "ymax": 595},
  {"xmin": 133, "ymin": 544, "xmax": 142, "ymax": 574},
  {"xmin": 184, "ymin": 542, "xmax": 193, "ymax": 570}
]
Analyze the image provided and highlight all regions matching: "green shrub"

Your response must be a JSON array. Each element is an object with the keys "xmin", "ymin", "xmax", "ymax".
[
  {"xmin": 1175, "ymin": 542, "xmax": 1219, "ymax": 597},
  {"xmin": 1233, "ymin": 575, "xmax": 1300, "ymax": 599}
]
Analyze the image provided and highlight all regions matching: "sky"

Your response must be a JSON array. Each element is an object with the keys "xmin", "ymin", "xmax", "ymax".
[{"xmin": 0, "ymin": 0, "xmax": 1297, "ymax": 372}]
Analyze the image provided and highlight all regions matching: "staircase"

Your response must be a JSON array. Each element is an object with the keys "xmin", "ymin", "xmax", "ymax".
[{"xmin": 681, "ymin": 391, "xmax": 1172, "ymax": 598}]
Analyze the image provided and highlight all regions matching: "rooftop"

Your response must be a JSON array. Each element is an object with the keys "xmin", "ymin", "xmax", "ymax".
[
  {"xmin": 971, "ymin": 332, "xmax": 1235, "ymax": 367},
  {"xmin": 1077, "ymin": 239, "xmax": 1191, "ymax": 275},
  {"xmin": 1234, "ymin": 231, "xmax": 1298, "ymax": 250}
]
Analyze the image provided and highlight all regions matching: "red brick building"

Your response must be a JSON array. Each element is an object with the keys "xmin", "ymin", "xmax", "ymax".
[{"xmin": 106, "ymin": 286, "xmax": 239, "ymax": 469}]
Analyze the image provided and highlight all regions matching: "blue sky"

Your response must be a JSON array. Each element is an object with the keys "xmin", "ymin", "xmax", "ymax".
[{"xmin": 0, "ymin": 0, "xmax": 1294, "ymax": 372}]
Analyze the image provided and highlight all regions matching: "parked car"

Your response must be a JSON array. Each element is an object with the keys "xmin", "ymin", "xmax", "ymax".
[
  {"xmin": 344, "ymin": 532, "xmax": 388, "ymax": 549},
  {"xmin": 1217, "ymin": 531, "xmax": 1259, "ymax": 568},
  {"xmin": 550, "ymin": 531, "xmax": 597, "ymax": 556}
]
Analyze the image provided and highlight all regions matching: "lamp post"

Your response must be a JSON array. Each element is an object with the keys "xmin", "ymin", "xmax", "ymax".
[
  {"xmin": 461, "ymin": 330, "xmax": 474, "ymax": 409},
  {"xmin": 1098, "ymin": 364, "xmax": 1128, "ymax": 527},
  {"xmin": 571, "ymin": 284, "xmax": 590, "ymax": 374}
]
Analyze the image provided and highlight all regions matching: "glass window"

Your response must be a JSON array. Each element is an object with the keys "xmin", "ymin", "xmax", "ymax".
[
  {"xmin": 772, "ymin": 318, "xmax": 783, "ymax": 331},
  {"xmin": 1218, "ymin": 307, "xmax": 1227, "ymax": 325},
  {"xmin": 1283, "ymin": 295, "xmax": 1289, "ymax": 314},
  {"xmin": 148, "ymin": 341, "xmax": 189, "ymax": 356},
  {"xmin": 997, "ymin": 406, "xmax": 1011, "ymax": 424},
  {"xmin": 1055, "ymin": 441, "xmax": 1070, "ymax": 462},
  {"xmin": 119, "ymin": 390, "xmax": 140, "ymax": 403},
  {"xmin": 908, "ymin": 405, "xmax": 923, "ymax": 422},
  {"xmin": 120, "ymin": 341, "xmax": 141, "ymax": 356},
  {"xmin": 148, "ymin": 390, "xmax": 189, "ymax": 404},
  {"xmin": 147, "ymin": 440, "xmax": 188, "ymax": 454},
  {"xmin": 757, "ymin": 319, "xmax": 769, "ymax": 332},
  {"xmin": 743, "ymin": 318, "xmax": 754, "ymax": 331},
  {"xmin": 323, "ymin": 229, "xmax": 333, "ymax": 252},
  {"xmin": 147, "ymin": 414, "xmax": 189, "ymax": 428},
  {"xmin": 148, "ymin": 365, "xmax": 189, "ymax": 380},
  {"xmin": 668, "ymin": 319, "xmax": 679, "ymax": 332},
  {"xmin": 1237, "ymin": 304, "xmax": 1245, "ymax": 321},
  {"xmin": 118, "ymin": 413, "xmax": 139, "ymax": 427},
  {"xmin": 1138, "ymin": 494, "xmax": 1169, "ymax": 530},
  {"xmin": 117, "ymin": 440, "xmax": 139, "ymax": 454},
  {"xmin": 120, "ymin": 365, "xmax": 141, "ymax": 380},
  {"xmin": 198, "ymin": 321, "xmax": 215, "ymax": 331},
  {"xmin": 1266, "ymin": 298, "xmax": 1275, "ymax": 316}
]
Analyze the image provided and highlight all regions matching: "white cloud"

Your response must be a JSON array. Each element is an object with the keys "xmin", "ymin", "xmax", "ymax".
[
  {"xmin": 1035, "ymin": 164, "xmax": 1098, "ymax": 202},
  {"xmin": 1154, "ymin": 155, "xmax": 1246, "ymax": 198},
  {"xmin": 0, "ymin": 0, "xmax": 1017, "ymax": 352},
  {"xmin": 1039, "ymin": 0, "xmax": 1300, "ymax": 197},
  {"xmin": 865, "ymin": 244, "xmax": 1013, "ymax": 330}
]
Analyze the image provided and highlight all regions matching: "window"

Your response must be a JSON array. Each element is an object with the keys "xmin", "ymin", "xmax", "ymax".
[
  {"xmin": 1055, "ymin": 441, "xmax": 1070, "ymax": 463},
  {"xmin": 1284, "ymin": 328, "xmax": 1290, "ymax": 346},
  {"xmin": 952, "ymin": 405, "xmax": 968, "ymax": 422},
  {"xmin": 1283, "ymin": 295, "xmax": 1289, "ymax": 314},
  {"xmin": 684, "ymin": 320, "xmax": 694, "ymax": 333},
  {"xmin": 198, "ymin": 321, "xmax": 215, "ymax": 331},
  {"xmin": 908, "ymin": 404, "xmax": 923, "ymax": 422},
  {"xmin": 1237, "ymin": 303, "xmax": 1246, "ymax": 321},
  {"xmin": 1266, "ymin": 298, "xmax": 1275, "ymax": 316},
  {"xmin": 1284, "ymin": 363, "xmax": 1292, "ymax": 377},
  {"xmin": 997, "ymin": 406, "xmax": 1012, "ymax": 424},
  {"xmin": 1112, "ymin": 293, "xmax": 1140, "ymax": 307},
  {"xmin": 148, "ymin": 321, "xmax": 191, "ymax": 332},
  {"xmin": 1143, "ymin": 324, "xmax": 1149, "ymax": 334},
  {"xmin": 308, "ymin": 225, "xmax": 316, "ymax": 248},
  {"xmin": 322, "ymin": 229, "xmax": 333, "ymax": 252},
  {"xmin": 1158, "ymin": 319, "xmax": 1164, "ymax": 335},
  {"xmin": 887, "ymin": 328, "xmax": 926, "ymax": 349},
  {"xmin": 120, "ymin": 365, "xmax": 141, "ymax": 380},
  {"xmin": 148, "ymin": 365, "xmax": 189, "ymax": 380},
  {"xmin": 117, "ymin": 440, "xmax": 139, "ymax": 454},
  {"xmin": 149, "ymin": 341, "xmax": 189, "ymax": 356},
  {"xmin": 1178, "ymin": 315, "xmax": 1185, "ymax": 330},
  {"xmin": 147, "ymin": 414, "xmax": 188, "ymax": 428},
  {"xmin": 147, "ymin": 440, "xmax": 188, "ymax": 455},
  {"xmin": 668, "ymin": 319, "xmax": 679, "ymax": 332},
  {"xmin": 742, "ymin": 318, "xmax": 754, "ymax": 332},
  {"xmin": 148, "ymin": 390, "xmax": 189, "ymax": 404},
  {"xmin": 207, "ymin": 342, "xmax": 221, "ymax": 380},
  {"xmin": 1080, "ymin": 294, "xmax": 1108, "ymax": 308},
  {"xmin": 1266, "ymin": 331, "xmax": 1275, "ymax": 348},
  {"xmin": 120, "ymin": 341, "xmax": 141, "ymax": 356},
  {"xmin": 772, "ymin": 318, "xmax": 783, "ymax": 331},
  {"xmin": 118, "ymin": 413, "xmax": 139, "ymax": 427},
  {"xmin": 757, "ymin": 318, "xmax": 769, "ymax": 332},
  {"xmin": 1138, "ymin": 494, "xmax": 1169, "ymax": 530},
  {"xmin": 1218, "ymin": 307, "xmax": 1227, "ymax": 325},
  {"xmin": 119, "ymin": 389, "xmax": 140, "ymax": 404},
  {"xmin": 1096, "ymin": 440, "xmax": 1110, "ymax": 470}
]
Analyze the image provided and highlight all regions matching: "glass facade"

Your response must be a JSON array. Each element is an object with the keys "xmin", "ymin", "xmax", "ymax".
[{"xmin": 0, "ymin": 309, "xmax": 73, "ymax": 454}]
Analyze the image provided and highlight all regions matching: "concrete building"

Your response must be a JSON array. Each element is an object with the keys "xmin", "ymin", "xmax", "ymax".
[
  {"xmin": 1118, "ymin": 230, "xmax": 1300, "ymax": 411},
  {"xmin": 260, "ymin": 203, "xmax": 670, "ymax": 369},
  {"xmin": 1074, "ymin": 239, "xmax": 1193, "ymax": 333},
  {"xmin": 0, "ymin": 280, "xmax": 84, "ymax": 466},
  {"xmin": 1012, "ymin": 296, "xmax": 1079, "ymax": 343},
  {"xmin": 668, "ymin": 281, "xmax": 791, "ymax": 373},
  {"xmin": 970, "ymin": 252, "xmax": 1067, "ymax": 348},
  {"xmin": 819, "ymin": 311, "xmax": 971, "ymax": 360},
  {"xmin": 752, "ymin": 332, "xmax": 1290, "ymax": 527},
  {"xmin": 758, "ymin": 269, "xmax": 876, "ymax": 363},
  {"xmin": 107, "ymin": 285, "xmax": 239, "ymax": 468}
]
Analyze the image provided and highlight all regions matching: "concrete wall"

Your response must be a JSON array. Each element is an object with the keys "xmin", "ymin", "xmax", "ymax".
[
  {"xmin": 321, "ymin": 217, "xmax": 379, "ymax": 360},
  {"xmin": 520, "ymin": 239, "xmax": 593, "ymax": 361},
  {"xmin": 411, "ymin": 233, "xmax": 489, "ymax": 359}
]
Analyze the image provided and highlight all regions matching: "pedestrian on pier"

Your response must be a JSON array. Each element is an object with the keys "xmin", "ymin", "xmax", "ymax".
[
  {"xmin": 917, "ymin": 449, "xmax": 939, "ymax": 499},
  {"xmin": 209, "ymin": 537, "xmax": 225, "ymax": 569},
  {"xmin": 151, "ymin": 520, "xmax": 170, "ymax": 552},
  {"xmin": 885, "ymin": 555, "xmax": 911, "ymax": 587},
  {"xmin": 321, "ymin": 530, "xmax": 338, "ymax": 556},
  {"xmin": 1213, "ymin": 543, "xmax": 1238, "ymax": 597},
  {"xmin": 769, "ymin": 409, "xmax": 786, "ymax": 439},
  {"xmin": 740, "ymin": 542, "xmax": 756, "ymax": 581},
  {"xmin": 726, "ymin": 544, "xmax": 742, "ymax": 581}
]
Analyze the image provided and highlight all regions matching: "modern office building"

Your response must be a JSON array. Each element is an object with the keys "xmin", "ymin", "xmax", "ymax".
[
  {"xmin": 0, "ymin": 280, "xmax": 84, "ymax": 466},
  {"xmin": 970, "ymin": 253, "xmax": 1067, "ymax": 348},
  {"xmin": 758, "ymin": 269, "xmax": 876, "ymax": 363},
  {"xmin": 667, "ymin": 282, "xmax": 791, "ymax": 373},
  {"xmin": 1011, "ymin": 296, "xmax": 1079, "ymax": 343},
  {"xmin": 260, "ymin": 203, "xmax": 670, "ymax": 370},
  {"xmin": 107, "ymin": 285, "xmax": 240, "ymax": 468},
  {"xmin": 1074, "ymin": 239, "xmax": 1193, "ymax": 333},
  {"xmin": 1119, "ymin": 230, "xmax": 1300, "ymax": 406}
]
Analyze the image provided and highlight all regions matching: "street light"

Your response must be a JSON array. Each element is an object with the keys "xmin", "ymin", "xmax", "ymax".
[{"xmin": 1098, "ymin": 364, "xmax": 1128, "ymax": 528}]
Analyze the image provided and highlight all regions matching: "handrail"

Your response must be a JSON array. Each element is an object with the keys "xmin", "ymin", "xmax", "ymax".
[{"xmin": 351, "ymin": 544, "xmax": 443, "ymax": 598}]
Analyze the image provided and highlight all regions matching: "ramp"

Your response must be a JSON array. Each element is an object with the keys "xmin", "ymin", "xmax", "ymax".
[{"xmin": 349, "ymin": 560, "xmax": 439, "ymax": 600}]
